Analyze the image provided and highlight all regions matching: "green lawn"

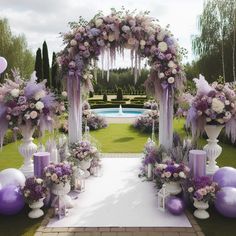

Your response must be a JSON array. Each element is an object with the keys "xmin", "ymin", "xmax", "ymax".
[{"xmin": 0, "ymin": 121, "xmax": 236, "ymax": 236}]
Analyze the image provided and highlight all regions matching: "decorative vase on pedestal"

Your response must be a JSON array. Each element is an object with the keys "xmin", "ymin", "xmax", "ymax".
[
  {"xmin": 193, "ymin": 199, "xmax": 209, "ymax": 219},
  {"xmin": 19, "ymin": 125, "xmax": 37, "ymax": 177},
  {"xmin": 165, "ymin": 181, "xmax": 182, "ymax": 195},
  {"xmin": 28, "ymin": 198, "xmax": 45, "ymax": 219},
  {"xmin": 203, "ymin": 125, "xmax": 223, "ymax": 175},
  {"xmin": 51, "ymin": 181, "xmax": 74, "ymax": 209},
  {"xmin": 79, "ymin": 159, "xmax": 91, "ymax": 178}
]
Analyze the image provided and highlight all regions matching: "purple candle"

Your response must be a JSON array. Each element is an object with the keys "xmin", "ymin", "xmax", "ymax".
[
  {"xmin": 189, "ymin": 150, "xmax": 206, "ymax": 178},
  {"xmin": 33, "ymin": 152, "xmax": 50, "ymax": 178}
]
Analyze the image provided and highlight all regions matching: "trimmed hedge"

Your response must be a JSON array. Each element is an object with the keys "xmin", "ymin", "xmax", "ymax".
[
  {"xmin": 110, "ymin": 101, "xmax": 126, "ymax": 104},
  {"xmin": 111, "ymin": 98, "xmax": 130, "ymax": 101},
  {"xmin": 88, "ymin": 99, "xmax": 104, "ymax": 102}
]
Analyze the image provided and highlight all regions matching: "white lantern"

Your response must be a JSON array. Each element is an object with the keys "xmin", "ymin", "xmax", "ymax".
[
  {"xmin": 157, "ymin": 184, "xmax": 170, "ymax": 211},
  {"xmin": 75, "ymin": 168, "xmax": 86, "ymax": 192}
]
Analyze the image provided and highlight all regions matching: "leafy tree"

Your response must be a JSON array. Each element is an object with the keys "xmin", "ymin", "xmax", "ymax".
[
  {"xmin": 0, "ymin": 18, "xmax": 34, "ymax": 80},
  {"xmin": 34, "ymin": 48, "xmax": 43, "ymax": 81},
  {"xmin": 51, "ymin": 52, "xmax": 59, "ymax": 91},
  {"xmin": 116, "ymin": 88, "xmax": 123, "ymax": 100},
  {"xmin": 42, "ymin": 41, "xmax": 51, "ymax": 87}
]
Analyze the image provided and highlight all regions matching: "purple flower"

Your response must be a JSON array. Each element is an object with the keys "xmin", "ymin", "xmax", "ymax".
[{"xmin": 18, "ymin": 96, "xmax": 27, "ymax": 105}]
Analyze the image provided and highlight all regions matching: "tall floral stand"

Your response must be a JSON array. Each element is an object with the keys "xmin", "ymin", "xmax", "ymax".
[
  {"xmin": 19, "ymin": 125, "xmax": 37, "ymax": 177},
  {"xmin": 203, "ymin": 125, "xmax": 223, "ymax": 175}
]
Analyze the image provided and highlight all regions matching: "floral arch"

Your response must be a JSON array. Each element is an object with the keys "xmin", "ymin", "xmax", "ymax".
[{"xmin": 58, "ymin": 9, "xmax": 185, "ymax": 150}]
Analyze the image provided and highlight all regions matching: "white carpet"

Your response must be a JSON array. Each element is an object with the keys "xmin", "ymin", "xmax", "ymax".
[{"xmin": 47, "ymin": 158, "xmax": 191, "ymax": 228}]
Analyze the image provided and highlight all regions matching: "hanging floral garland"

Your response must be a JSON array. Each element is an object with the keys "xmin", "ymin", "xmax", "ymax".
[{"xmin": 58, "ymin": 8, "xmax": 185, "ymax": 144}]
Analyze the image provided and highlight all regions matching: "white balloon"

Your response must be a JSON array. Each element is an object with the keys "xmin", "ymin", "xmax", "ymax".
[
  {"xmin": 0, "ymin": 168, "xmax": 26, "ymax": 188},
  {"xmin": 0, "ymin": 56, "xmax": 7, "ymax": 74}
]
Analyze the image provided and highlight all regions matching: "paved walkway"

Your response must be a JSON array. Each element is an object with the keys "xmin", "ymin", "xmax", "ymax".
[
  {"xmin": 105, "ymin": 117, "xmax": 136, "ymax": 124},
  {"xmin": 35, "ymin": 154, "xmax": 205, "ymax": 236}
]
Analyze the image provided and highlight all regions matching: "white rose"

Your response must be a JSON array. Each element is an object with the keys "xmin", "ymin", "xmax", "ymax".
[
  {"xmin": 167, "ymin": 77, "xmax": 175, "ymax": 84},
  {"xmin": 34, "ymin": 90, "xmax": 46, "ymax": 100},
  {"xmin": 36, "ymin": 178, "xmax": 43, "ymax": 184},
  {"xmin": 78, "ymin": 26, "xmax": 85, "ymax": 32},
  {"xmin": 168, "ymin": 60, "xmax": 177, "ymax": 68},
  {"xmin": 212, "ymin": 98, "xmax": 225, "ymax": 114},
  {"xmin": 35, "ymin": 101, "xmax": 44, "ymax": 110},
  {"xmin": 158, "ymin": 42, "xmax": 168, "ymax": 52},
  {"xmin": 159, "ymin": 72, "xmax": 165, "ymax": 79},
  {"xmin": 157, "ymin": 30, "xmax": 165, "ymax": 41},
  {"xmin": 140, "ymin": 40, "xmax": 146, "ymax": 46},
  {"xmin": 83, "ymin": 74, "xmax": 88, "ymax": 80},
  {"xmin": 84, "ymin": 42, "xmax": 89, "ymax": 47},
  {"xmin": 217, "ymin": 118, "xmax": 225, "ymax": 124},
  {"xmin": 206, "ymin": 117, "xmax": 212, "ymax": 122},
  {"xmin": 62, "ymin": 91, "xmax": 67, "ymax": 97},
  {"xmin": 70, "ymin": 39, "xmax": 77, "ymax": 46},
  {"xmin": 188, "ymin": 187, "xmax": 194, "ymax": 193},
  {"xmin": 225, "ymin": 100, "xmax": 230, "ymax": 105},
  {"xmin": 122, "ymin": 25, "xmax": 130, "ymax": 33},
  {"xmin": 95, "ymin": 18, "xmax": 103, "ymax": 27},
  {"xmin": 108, "ymin": 33, "xmax": 115, "ymax": 42},
  {"xmin": 10, "ymin": 88, "xmax": 20, "ymax": 97},
  {"xmin": 179, "ymin": 171, "xmax": 186, "ymax": 179},
  {"xmin": 172, "ymin": 69, "xmax": 177, "ymax": 74},
  {"xmin": 88, "ymin": 74, "xmax": 93, "ymax": 79}
]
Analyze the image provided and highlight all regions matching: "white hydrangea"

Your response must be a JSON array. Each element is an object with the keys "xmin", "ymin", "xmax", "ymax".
[
  {"xmin": 140, "ymin": 40, "xmax": 146, "ymax": 46},
  {"xmin": 108, "ymin": 33, "xmax": 115, "ymax": 42},
  {"xmin": 10, "ymin": 88, "xmax": 20, "ymax": 97},
  {"xmin": 70, "ymin": 39, "xmax": 77, "ymax": 46},
  {"xmin": 159, "ymin": 73, "xmax": 165, "ymax": 79},
  {"xmin": 156, "ymin": 30, "xmax": 166, "ymax": 41},
  {"xmin": 168, "ymin": 60, "xmax": 177, "ymax": 68},
  {"xmin": 95, "ymin": 18, "xmax": 103, "ymax": 27},
  {"xmin": 211, "ymin": 98, "xmax": 225, "ymax": 114},
  {"xmin": 34, "ymin": 90, "xmax": 46, "ymax": 100},
  {"xmin": 158, "ymin": 42, "xmax": 168, "ymax": 52},
  {"xmin": 62, "ymin": 91, "xmax": 67, "ymax": 97},
  {"xmin": 35, "ymin": 101, "xmax": 44, "ymax": 110}
]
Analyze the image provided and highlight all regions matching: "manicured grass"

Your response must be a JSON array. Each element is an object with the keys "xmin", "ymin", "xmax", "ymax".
[
  {"xmin": 90, "ymin": 123, "xmax": 150, "ymax": 153},
  {"xmin": 0, "ymin": 121, "xmax": 236, "ymax": 236}
]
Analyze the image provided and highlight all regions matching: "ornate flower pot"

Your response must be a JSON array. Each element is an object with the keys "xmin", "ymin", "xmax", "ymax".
[
  {"xmin": 165, "ymin": 181, "xmax": 182, "ymax": 195},
  {"xmin": 28, "ymin": 198, "xmax": 45, "ymax": 219},
  {"xmin": 203, "ymin": 125, "xmax": 224, "ymax": 175},
  {"xmin": 79, "ymin": 159, "xmax": 91, "ymax": 178},
  {"xmin": 193, "ymin": 199, "xmax": 209, "ymax": 219},
  {"xmin": 19, "ymin": 125, "xmax": 37, "ymax": 177},
  {"xmin": 51, "ymin": 181, "xmax": 74, "ymax": 208}
]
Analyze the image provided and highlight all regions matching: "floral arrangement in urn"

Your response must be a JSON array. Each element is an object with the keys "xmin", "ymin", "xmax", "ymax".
[
  {"xmin": 154, "ymin": 161, "xmax": 190, "ymax": 183},
  {"xmin": 69, "ymin": 140, "xmax": 100, "ymax": 162},
  {"xmin": 22, "ymin": 177, "xmax": 48, "ymax": 204},
  {"xmin": 176, "ymin": 92, "xmax": 194, "ymax": 118},
  {"xmin": 187, "ymin": 75, "xmax": 236, "ymax": 141},
  {"xmin": 44, "ymin": 162, "xmax": 73, "ymax": 185},
  {"xmin": 0, "ymin": 70, "xmax": 57, "ymax": 146},
  {"xmin": 187, "ymin": 176, "xmax": 220, "ymax": 202}
]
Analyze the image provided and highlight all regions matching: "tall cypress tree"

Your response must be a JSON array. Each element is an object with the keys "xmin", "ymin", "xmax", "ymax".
[
  {"xmin": 42, "ymin": 41, "xmax": 51, "ymax": 87},
  {"xmin": 34, "ymin": 48, "xmax": 43, "ymax": 81},
  {"xmin": 51, "ymin": 52, "xmax": 59, "ymax": 92}
]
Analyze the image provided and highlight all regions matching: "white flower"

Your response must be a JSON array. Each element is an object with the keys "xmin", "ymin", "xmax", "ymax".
[
  {"xmin": 167, "ymin": 77, "xmax": 175, "ymax": 84},
  {"xmin": 224, "ymin": 111, "xmax": 232, "ymax": 119},
  {"xmin": 140, "ymin": 40, "xmax": 146, "ymax": 46},
  {"xmin": 159, "ymin": 73, "xmax": 165, "ymax": 79},
  {"xmin": 62, "ymin": 91, "xmax": 67, "ymax": 97},
  {"xmin": 173, "ymin": 173, "xmax": 178, "ymax": 178},
  {"xmin": 179, "ymin": 171, "xmax": 186, "ymax": 179},
  {"xmin": 164, "ymin": 171, "xmax": 172, "ymax": 178},
  {"xmin": 231, "ymin": 103, "xmax": 235, "ymax": 108},
  {"xmin": 34, "ymin": 90, "xmax": 46, "ymax": 100},
  {"xmin": 225, "ymin": 100, "xmax": 230, "ymax": 105},
  {"xmin": 70, "ymin": 39, "xmax": 77, "ymax": 46},
  {"xmin": 188, "ymin": 187, "xmax": 194, "ymax": 193},
  {"xmin": 197, "ymin": 110, "xmax": 202, "ymax": 116},
  {"xmin": 122, "ymin": 25, "xmax": 130, "ymax": 33},
  {"xmin": 95, "ymin": 18, "xmax": 103, "ymax": 27},
  {"xmin": 88, "ymin": 74, "xmax": 93, "ymax": 79},
  {"xmin": 108, "ymin": 33, "xmax": 115, "ymax": 42},
  {"xmin": 10, "ymin": 88, "xmax": 20, "ymax": 97},
  {"xmin": 206, "ymin": 117, "xmax": 212, "ymax": 122},
  {"xmin": 172, "ymin": 69, "xmax": 177, "ymax": 74},
  {"xmin": 158, "ymin": 42, "xmax": 168, "ymax": 52},
  {"xmin": 35, "ymin": 101, "xmax": 44, "ymax": 110},
  {"xmin": 84, "ymin": 42, "xmax": 89, "ymax": 47},
  {"xmin": 168, "ymin": 60, "xmax": 177, "ymax": 68},
  {"xmin": 83, "ymin": 74, "xmax": 88, "ymax": 80},
  {"xmin": 212, "ymin": 98, "xmax": 225, "ymax": 114},
  {"xmin": 217, "ymin": 118, "xmax": 225, "ymax": 124},
  {"xmin": 157, "ymin": 30, "xmax": 166, "ymax": 41},
  {"xmin": 36, "ymin": 178, "xmax": 43, "ymax": 184},
  {"xmin": 78, "ymin": 26, "xmax": 85, "ymax": 32}
]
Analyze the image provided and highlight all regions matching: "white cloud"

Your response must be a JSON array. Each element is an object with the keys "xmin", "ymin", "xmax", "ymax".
[{"xmin": 0, "ymin": 0, "xmax": 203, "ymax": 66}]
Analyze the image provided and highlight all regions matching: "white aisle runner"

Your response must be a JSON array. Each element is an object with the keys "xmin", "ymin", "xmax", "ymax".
[{"xmin": 47, "ymin": 158, "xmax": 191, "ymax": 227}]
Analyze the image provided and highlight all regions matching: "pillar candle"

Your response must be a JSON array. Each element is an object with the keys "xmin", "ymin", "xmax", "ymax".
[
  {"xmin": 33, "ymin": 152, "xmax": 50, "ymax": 178},
  {"xmin": 189, "ymin": 150, "xmax": 206, "ymax": 178}
]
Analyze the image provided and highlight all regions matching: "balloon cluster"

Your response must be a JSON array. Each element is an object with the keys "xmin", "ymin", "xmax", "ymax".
[
  {"xmin": 0, "ymin": 56, "xmax": 7, "ymax": 74},
  {"xmin": 0, "ymin": 168, "xmax": 25, "ymax": 215},
  {"xmin": 213, "ymin": 167, "xmax": 236, "ymax": 218}
]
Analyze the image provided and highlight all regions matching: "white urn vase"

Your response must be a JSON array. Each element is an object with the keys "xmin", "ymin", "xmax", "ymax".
[
  {"xmin": 203, "ymin": 125, "xmax": 223, "ymax": 175},
  {"xmin": 147, "ymin": 163, "xmax": 153, "ymax": 180},
  {"xmin": 165, "ymin": 181, "xmax": 182, "ymax": 195},
  {"xmin": 19, "ymin": 125, "xmax": 37, "ymax": 177},
  {"xmin": 28, "ymin": 198, "xmax": 45, "ymax": 219},
  {"xmin": 51, "ymin": 181, "xmax": 74, "ymax": 208},
  {"xmin": 79, "ymin": 159, "xmax": 91, "ymax": 178},
  {"xmin": 193, "ymin": 199, "xmax": 209, "ymax": 219}
]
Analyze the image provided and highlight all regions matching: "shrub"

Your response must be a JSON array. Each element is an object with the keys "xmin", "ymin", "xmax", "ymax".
[
  {"xmin": 103, "ymin": 93, "xmax": 107, "ymax": 102},
  {"xmin": 116, "ymin": 88, "xmax": 123, "ymax": 100},
  {"xmin": 89, "ymin": 91, "xmax": 94, "ymax": 98}
]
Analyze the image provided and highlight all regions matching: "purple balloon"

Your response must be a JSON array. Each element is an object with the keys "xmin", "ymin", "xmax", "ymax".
[
  {"xmin": 215, "ymin": 187, "xmax": 236, "ymax": 218},
  {"xmin": 0, "ymin": 185, "xmax": 25, "ymax": 215},
  {"xmin": 166, "ymin": 196, "xmax": 185, "ymax": 215},
  {"xmin": 0, "ymin": 57, "xmax": 7, "ymax": 74},
  {"xmin": 213, "ymin": 167, "xmax": 236, "ymax": 188}
]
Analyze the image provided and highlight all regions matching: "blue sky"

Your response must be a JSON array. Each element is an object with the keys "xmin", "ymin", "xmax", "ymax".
[{"xmin": 0, "ymin": 0, "xmax": 204, "ymax": 66}]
